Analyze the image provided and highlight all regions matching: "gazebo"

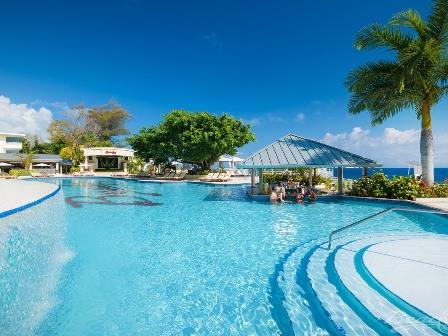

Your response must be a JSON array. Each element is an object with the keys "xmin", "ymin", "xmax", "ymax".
[{"xmin": 237, "ymin": 133, "xmax": 381, "ymax": 194}]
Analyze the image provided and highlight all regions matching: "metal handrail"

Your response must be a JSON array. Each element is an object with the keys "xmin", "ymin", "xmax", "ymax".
[{"xmin": 327, "ymin": 207, "xmax": 448, "ymax": 250}]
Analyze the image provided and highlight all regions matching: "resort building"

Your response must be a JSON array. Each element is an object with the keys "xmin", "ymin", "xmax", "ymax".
[
  {"xmin": 82, "ymin": 147, "xmax": 134, "ymax": 173},
  {"xmin": 0, "ymin": 132, "xmax": 25, "ymax": 154}
]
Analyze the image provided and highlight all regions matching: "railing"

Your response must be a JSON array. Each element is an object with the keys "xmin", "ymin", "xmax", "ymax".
[{"xmin": 327, "ymin": 207, "xmax": 448, "ymax": 250}]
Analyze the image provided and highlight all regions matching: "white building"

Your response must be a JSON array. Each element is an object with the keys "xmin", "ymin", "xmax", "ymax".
[
  {"xmin": 0, "ymin": 132, "xmax": 25, "ymax": 154},
  {"xmin": 82, "ymin": 147, "xmax": 134, "ymax": 172}
]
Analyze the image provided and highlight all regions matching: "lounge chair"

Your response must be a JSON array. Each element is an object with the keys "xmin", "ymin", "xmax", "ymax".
[
  {"xmin": 0, "ymin": 172, "xmax": 16, "ymax": 179},
  {"xmin": 172, "ymin": 171, "xmax": 187, "ymax": 180},
  {"xmin": 201, "ymin": 172, "xmax": 220, "ymax": 181},
  {"xmin": 31, "ymin": 171, "xmax": 43, "ymax": 177},
  {"xmin": 157, "ymin": 172, "xmax": 174, "ymax": 179},
  {"xmin": 216, "ymin": 172, "xmax": 232, "ymax": 182},
  {"xmin": 200, "ymin": 173, "xmax": 214, "ymax": 181}
]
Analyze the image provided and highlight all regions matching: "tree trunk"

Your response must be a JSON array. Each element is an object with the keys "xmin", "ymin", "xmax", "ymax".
[{"xmin": 420, "ymin": 102, "xmax": 434, "ymax": 186}]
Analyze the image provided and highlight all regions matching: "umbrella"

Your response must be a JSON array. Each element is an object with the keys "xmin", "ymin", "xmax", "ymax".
[
  {"xmin": 218, "ymin": 155, "xmax": 232, "ymax": 162},
  {"xmin": 34, "ymin": 163, "xmax": 51, "ymax": 167}
]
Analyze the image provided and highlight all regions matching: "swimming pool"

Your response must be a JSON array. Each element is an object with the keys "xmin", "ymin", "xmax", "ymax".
[{"xmin": 0, "ymin": 178, "xmax": 447, "ymax": 335}]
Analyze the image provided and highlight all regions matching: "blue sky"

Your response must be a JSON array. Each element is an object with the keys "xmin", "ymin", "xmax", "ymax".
[{"xmin": 1, "ymin": 0, "xmax": 447, "ymax": 166}]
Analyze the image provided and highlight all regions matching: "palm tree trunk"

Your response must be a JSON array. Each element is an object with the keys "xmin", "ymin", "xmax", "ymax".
[{"xmin": 420, "ymin": 101, "xmax": 434, "ymax": 186}]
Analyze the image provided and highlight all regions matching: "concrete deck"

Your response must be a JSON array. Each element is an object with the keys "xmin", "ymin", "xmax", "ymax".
[
  {"xmin": 415, "ymin": 198, "xmax": 448, "ymax": 212},
  {"xmin": 0, "ymin": 179, "xmax": 59, "ymax": 214},
  {"xmin": 364, "ymin": 237, "xmax": 448, "ymax": 324}
]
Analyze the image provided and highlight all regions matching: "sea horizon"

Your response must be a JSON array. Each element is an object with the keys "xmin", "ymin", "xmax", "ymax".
[{"xmin": 333, "ymin": 167, "xmax": 448, "ymax": 182}]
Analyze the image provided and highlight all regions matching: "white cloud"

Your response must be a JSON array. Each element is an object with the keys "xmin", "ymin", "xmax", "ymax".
[
  {"xmin": 242, "ymin": 117, "xmax": 261, "ymax": 126},
  {"xmin": 203, "ymin": 33, "xmax": 223, "ymax": 50},
  {"xmin": 322, "ymin": 126, "xmax": 448, "ymax": 166},
  {"xmin": 295, "ymin": 113, "xmax": 305, "ymax": 122},
  {"xmin": 0, "ymin": 95, "xmax": 53, "ymax": 140},
  {"xmin": 383, "ymin": 128, "xmax": 419, "ymax": 145},
  {"xmin": 321, "ymin": 127, "xmax": 422, "ymax": 166},
  {"xmin": 266, "ymin": 113, "xmax": 285, "ymax": 123}
]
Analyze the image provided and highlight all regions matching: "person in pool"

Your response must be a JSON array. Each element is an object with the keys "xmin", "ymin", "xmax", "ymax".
[
  {"xmin": 269, "ymin": 189, "xmax": 278, "ymax": 203},
  {"xmin": 273, "ymin": 183, "xmax": 285, "ymax": 203},
  {"xmin": 296, "ymin": 191, "xmax": 304, "ymax": 204},
  {"xmin": 309, "ymin": 190, "xmax": 317, "ymax": 202}
]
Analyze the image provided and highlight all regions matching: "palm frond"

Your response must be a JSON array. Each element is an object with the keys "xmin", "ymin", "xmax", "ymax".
[
  {"xmin": 427, "ymin": 0, "xmax": 448, "ymax": 43},
  {"xmin": 345, "ymin": 61, "xmax": 420, "ymax": 124},
  {"xmin": 355, "ymin": 24, "xmax": 414, "ymax": 51},
  {"xmin": 390, "ymin": 9, "xmax": 428, "ymax": 38}
]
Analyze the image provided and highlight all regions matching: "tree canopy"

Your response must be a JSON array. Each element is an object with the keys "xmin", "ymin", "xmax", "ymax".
[
  {"xmin": 45, "ymin": 101, "xmax": 131, "ymax": 163},
  {"xmin": 127, "ymin": 109, "xmax": 255, "ymax": 169}
]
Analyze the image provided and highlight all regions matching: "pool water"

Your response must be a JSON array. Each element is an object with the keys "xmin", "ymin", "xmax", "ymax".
[{"xmin": 0, "ymin": 178, "xmax": 447, "ymax": 335}]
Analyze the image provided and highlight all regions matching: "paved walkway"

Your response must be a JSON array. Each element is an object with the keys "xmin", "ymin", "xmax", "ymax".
[
  {"xmin": 364, "ymin": 237, "xmax": 448, "ymax": 324},
  {"xmin": 0, "ymin": 179, "xmax": 59, "ymax": 214},
  {"xmin": 415, "ymin": 198, "xmax": 448, "ymax": 212}
]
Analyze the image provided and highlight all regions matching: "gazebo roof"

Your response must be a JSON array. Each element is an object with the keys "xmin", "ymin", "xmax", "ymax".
[{"xmin": 237, "ymin": 133, "xmax": 381, "ymax": 169}]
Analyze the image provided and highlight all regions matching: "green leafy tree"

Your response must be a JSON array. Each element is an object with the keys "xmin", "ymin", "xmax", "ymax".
[
  {"xmin": 128, "ymin": 109, "xmax": 255, "ymax": 170},
  {"xmin": 86, "ymin": 101, "xmax": 131, "ymax": 141},
  {"xmin": 60, "ymin": 145, "xmax": 83, "ymax": 165},
  {"xmin": 46, "ymin": 102, "xmax": 129, "ymax": 162},
  {"xmin": 20, "ymin": 138, "xmax": 32, "ymax": 154},
  {"xmin": 345, "ymin": 0, "xmax": 448, "ymax": 186},
  {"xmin": 18, "ymin": 152, "xmax": 35, "ymax": 170}
]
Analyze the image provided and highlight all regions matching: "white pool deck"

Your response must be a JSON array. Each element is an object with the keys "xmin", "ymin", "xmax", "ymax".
[
  {"xmin": 364, "ymin": 237, "xmax": 448, "ymax": 324},
  {"xmin": 0, "ymin": 179, "xmax": 59, "ymax": 214},
  {"xmin": 415, "ymin": 198, "xmax": 448, "ymax": 211}
]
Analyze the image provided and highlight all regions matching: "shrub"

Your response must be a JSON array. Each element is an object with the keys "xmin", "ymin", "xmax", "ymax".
[
  {"xmin": 350, "ymin": 172, "xmax": 448, "ymax": 200},
  {"xmin": 263, "ymin": 169, "xmax": 327, "ymax": 185},
  {"xmin": 70, "ymin": 167, "xmax": 80, "ymax": 174},
  {"xmin": 387, "ymin": 176, "xmax": 423, "ymax": 200},
  {"xmin": 9, "ymin": 169, "xmax": 32, "ymax": 176}
]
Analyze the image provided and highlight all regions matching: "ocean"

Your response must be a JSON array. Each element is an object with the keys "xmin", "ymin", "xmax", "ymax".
[{"xmin": 333, "ymin": 167, "xmax": 448, "ymax": 183}]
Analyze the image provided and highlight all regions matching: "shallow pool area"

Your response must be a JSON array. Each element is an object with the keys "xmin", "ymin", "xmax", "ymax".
[{"xmin": 0, "ymin": 178, "xmax": 447, "ymax": 335}]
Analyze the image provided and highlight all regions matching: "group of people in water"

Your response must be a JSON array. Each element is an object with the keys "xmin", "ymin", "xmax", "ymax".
[{"xmin": 269, "ymin": 179, "xmax": 317, "ymax": 204}]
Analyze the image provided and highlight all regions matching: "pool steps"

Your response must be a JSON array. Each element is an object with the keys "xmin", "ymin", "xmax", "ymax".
[
  {"xmin": 273, "ymin": 233, "xmax": 447, "ymax": 336},
  {"xmin": 335, "ymin": 237, "xmax": 439, "ymax": 336}
]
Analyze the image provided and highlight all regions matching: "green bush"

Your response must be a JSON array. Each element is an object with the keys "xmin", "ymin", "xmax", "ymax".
[
  {"xmin": 350, "ymin": 172, "xmax": 448, "ymax": 200},
  {"xmin": 263, "ymin": 169, "xmax": 327, "ymax": 185},
  {"xmin": 9, "ymin": 169, "xmax": 32, "ymax": 176},
  {"xmin": 387, "ymin": 176, "xmax": 424, "ymax": 200},
  {"xmin": 70, "ymin": 167, "xmax": 80, "ymax": 174}
]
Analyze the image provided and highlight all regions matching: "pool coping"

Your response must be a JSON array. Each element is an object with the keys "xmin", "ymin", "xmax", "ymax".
[
  {"xmin": 0, "ymin": 183, "xmax": 61, "ymax": 219},
  {"xmin": 248, "ymin": 191, "xmax": 448, "ymax": 212}
]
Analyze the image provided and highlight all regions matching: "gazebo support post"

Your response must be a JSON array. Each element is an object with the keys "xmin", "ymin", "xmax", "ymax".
[
  {"xmin": 362, "ymin": 167, "xmax": 368, "ymax": 177},
  {"xmin": 337, "ymin": 167, "xmax": 344, "ymax": 195},
  {"xmin": 257, "ymin": 168, "xmax": 264, "ymax": 194},
  {"xmin": 251, "ymin": 169, "xmax": 255, "ymax": 190},
  {"xmin": 308, "ymin": 168, "xmax": 313, "ymax": 187}
]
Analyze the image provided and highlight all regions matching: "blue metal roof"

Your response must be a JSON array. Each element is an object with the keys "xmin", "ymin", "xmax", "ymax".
[
  {"xmin": 237, "ymin": 133, "xmax": 381, "ymax": 169},
  {"xmin": 0, "ymin": 153, "xmax": 63, "ymax": 163}
]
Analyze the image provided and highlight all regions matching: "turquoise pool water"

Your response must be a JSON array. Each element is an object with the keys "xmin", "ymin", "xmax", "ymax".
[{"xmin": 0, "ymin": 178, "xmax": 447, "ymax": 335}]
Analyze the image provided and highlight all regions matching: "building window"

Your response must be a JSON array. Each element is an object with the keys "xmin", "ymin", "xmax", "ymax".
[
  {"xmin": 5, "ymin": 149, "xmax": 19, "ymax": 154},
  {"xmin": 88, "ymin": 156, "xmax": 92, "ymax": 161},
  {"xmin": 6, "ymin": 137, "xmax": 22, "ymax": 143}
]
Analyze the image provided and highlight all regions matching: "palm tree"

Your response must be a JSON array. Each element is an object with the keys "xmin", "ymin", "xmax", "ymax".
[{"xmin": 345, "ymin": 0, "xmax": 448, "ymax": 186}]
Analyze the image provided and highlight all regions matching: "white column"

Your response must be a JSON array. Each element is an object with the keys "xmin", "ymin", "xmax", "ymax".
[
  {"xmin": 56, "ymin": 162, "xmax": 59, "ymax": 174},
  {"xmin": 337, "ymin": 167, "xmax": 344, "ymax": 195},
  {"xmin": 84, "ymin": 156, "xmax": 89, "ymax": 172},
  {"xmin": 123, "ymin": 162, "xmax": 128, "ymax": 173},
  {"xmin": 257, "ymin": 168, "xmax": 264, "ymax": 194},
  {"xmin": 308, "ymin": 168, "xmax": 313, "ymax": 187}
]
